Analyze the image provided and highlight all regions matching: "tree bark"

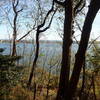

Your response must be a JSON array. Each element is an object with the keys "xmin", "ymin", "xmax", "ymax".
[
  {"xmin": 12, "ymin": 0, "xmax": 23, "ymax": 56},
  {"xmin": 27, "ymin": 28, "xmax": 40, "ymax": 87},
  {"xmin": 12, "ymin": 10, "xmax": 17, "ymax": 56},
  {"xmin": 79, "ymin": 59, "xmax": 85, "ymax": 99},
  {"xmin": 56, "ymin": 0, "xmax": 73, "ymax": 100},
  {"xmin": 27, "ymin": 0, "xmax": 55, "ymax": 87},
  {"xmin": 67, "ymin": 0, "xmax": 100, "ymax": 100}
]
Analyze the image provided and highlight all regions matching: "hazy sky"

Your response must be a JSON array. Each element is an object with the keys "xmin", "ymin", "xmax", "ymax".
[{"xmin": 0, "ymin": 7, "xmax": 100, "ymax": 41}]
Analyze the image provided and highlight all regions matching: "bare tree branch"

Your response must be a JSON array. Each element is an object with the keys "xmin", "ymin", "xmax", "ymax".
[
  {"xmin": 17, "ymin": 26, "xmax": 37, "ymax": 41},
  {"xmin": 11, "ymin": 0, "xmax": 23, "ymax": 56},
  {"xmin": 76, "ymin": 1, "xmax": 86, "ymax": 14},
  {"xmin": 15, "ymin": 0, "xmax": 19, "ymax": 7},
  {"xmin": 73, "ymin": 35, "xmax": 79, "ymax": 44},
  {"xmin": 40, "ymin": 9, "xmax": 57, "ymax": 32},
  {"xmin": 54, "ymin": 0, "xmax": 65, "ymax": 6},
  {"xmin": 1, "ymin": 7, "xmax": 13, "ymax": 28},
  {"xmin": 88, "ymin": 35, "xmax": 100, "ymax": 49},
  {"xmin": 27, "ymin": 0, "xmax": 57, "ymax": 87},
  {"xmin": 17, "ymin": 8, "xmax": 23, "ymax": 13},
  {"xmin": 74, "ymin": 0, "xmax": 84, "ymax": 13},
  {"xmin": 75, "ymin": 20, "xmax": 82, "ymax": 32},
  {"xmin": 38, "ymin": 0, "xmax": 55, "ymax": 28}
]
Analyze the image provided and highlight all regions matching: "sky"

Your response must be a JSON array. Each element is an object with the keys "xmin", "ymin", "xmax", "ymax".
[
  {"xmin": 0, "ymin": 1, "xmax": 100, "ymax": 41},
  {"xmin": 91, "ymin": 12, "xmax": 100, "ymax": 40},
  {"xmin": 0, "ymin": 12, "xmax": 100, "ymax": 41},
  {"xmin": 74, "ymin": 11, "xmax": 100, "ymax": 41}
]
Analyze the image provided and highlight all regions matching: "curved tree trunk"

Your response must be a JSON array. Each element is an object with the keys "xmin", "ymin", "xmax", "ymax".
[
  {"xmin": 27, "ymin": 28, "xmax": 40, "ymax": 87},
  {"xmin": 27, "ymin": 0, "xmax": 55, "ymax": 87},
  {"xmin": 67, "ymin": 0, "xmax": 100, "ymax": 100}
]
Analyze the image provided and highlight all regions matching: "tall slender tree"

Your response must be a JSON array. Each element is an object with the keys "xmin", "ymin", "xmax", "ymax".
[
  {"xmin": 12, "ymin": 0, "xmax": 23, "ymax": 56},
  {"xmin": 27, "ymin": 0, "xmax": 57, "ymax": 87}
]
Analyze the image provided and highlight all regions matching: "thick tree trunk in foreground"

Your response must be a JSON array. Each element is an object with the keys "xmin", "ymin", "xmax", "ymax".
[
  {"xmin": 67, "ymin": 0, "xmax": 100, "ymax": 100},
  {"xmin": 56, "ymin": 0, "xmax": 73, "ymax": 100}
]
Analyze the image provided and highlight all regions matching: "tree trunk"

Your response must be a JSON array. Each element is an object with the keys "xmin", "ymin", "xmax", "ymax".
[
  {"xmin": 12, "ymin": 34, "xmax": 16, "ymax": 56},
  {"xmin": 79, "ymin": 58, "xmax": 85, "ymax": 99},
  {"xmin": 56, "ymin": 0, "xmax": 73, "ymax": 100},
  {"xmin": 27, "ymin": 29, "xmax": 40, "ymax": 87},
  {"xmin": 27, "ymin": 0, "xmax": 55, "ymax": 88},
  {"xmin": 33, "ymin": 82, "xmax": 37, "ymax": 100},
  {"xmin": 92, "ymin": 75, "xmax": 97, "ymax": 100},
  {"xmin": 12, "ymin": 14, "xmax": 17, "ymax": 56},
  {"xmin": 67, "ymin": 0, "xmax": 100, "ymax": 100}
]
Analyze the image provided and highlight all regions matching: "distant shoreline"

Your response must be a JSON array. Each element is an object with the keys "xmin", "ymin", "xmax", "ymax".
[
  {"xmin": 0, "ymin": 39, "xmax": 62, "ymax": 44},
  {"xmin": 0, "ymin": 39, "xmax": 100, "ymax": 44}
]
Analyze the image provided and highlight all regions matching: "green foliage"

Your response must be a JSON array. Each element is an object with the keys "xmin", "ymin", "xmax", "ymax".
[{"xmin": 0, "ymin": 48, "xmax": 23, "ymax": 97}]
